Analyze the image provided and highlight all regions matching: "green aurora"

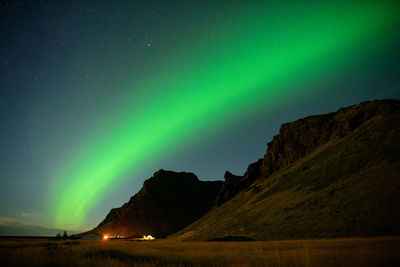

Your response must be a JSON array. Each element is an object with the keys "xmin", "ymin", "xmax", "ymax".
[{"xmin": 50, "ymin": 1, "xmax": 400, "ymax": 228}]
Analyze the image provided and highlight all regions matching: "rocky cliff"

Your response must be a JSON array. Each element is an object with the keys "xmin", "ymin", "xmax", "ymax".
[
  {"xmin": 171, "ymin": 99, "xmax": 400, "ymax": 240},
  {"xmin": 213, "ymin": 99, "xmax": 400, "ymax": 206},
  {"xmin": 261, "ymin": 99, "xmax": 399, "ymax": 177}
]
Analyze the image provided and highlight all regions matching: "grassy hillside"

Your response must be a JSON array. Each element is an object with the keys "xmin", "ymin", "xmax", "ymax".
[{"xmin": 171, "ymin": 103, "xmax": 400, "ymax": 241}]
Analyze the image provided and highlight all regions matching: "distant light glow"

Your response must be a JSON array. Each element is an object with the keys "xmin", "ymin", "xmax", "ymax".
[
  {"xmin": 50, "ymin": 1, "xmax": 400, "ymax": 228},
  {"xmin": 103, "ymin": 235, "xmax": 109, "ymax": 240},
  {"xmin": 143, "ymin": 235, "xmax": 155, "ymax": 240}
]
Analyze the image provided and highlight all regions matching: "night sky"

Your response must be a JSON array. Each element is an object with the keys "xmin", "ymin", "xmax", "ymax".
[{"xmin": 1, "ymin": 0, "xmax": 399, "ymax": 233}]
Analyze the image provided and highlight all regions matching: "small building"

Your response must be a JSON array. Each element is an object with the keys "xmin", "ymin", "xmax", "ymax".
[{"xmin": 81, "ymin": 232, "xmax": 102, "ymax": 240}]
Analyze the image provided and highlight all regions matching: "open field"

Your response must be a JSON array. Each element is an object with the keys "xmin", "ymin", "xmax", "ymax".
[{"xmin": 1, "ymin": 236, "xmax": 399, "ymax": 266}]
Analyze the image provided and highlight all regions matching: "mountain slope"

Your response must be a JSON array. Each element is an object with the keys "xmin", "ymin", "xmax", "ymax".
[
  {"xmin": 94, "ymin": 170, "xmax": 222, "ymax": 238},
  {"xmin": 171, "ymin": 99, "xmax": 400, "ymax": 240}
]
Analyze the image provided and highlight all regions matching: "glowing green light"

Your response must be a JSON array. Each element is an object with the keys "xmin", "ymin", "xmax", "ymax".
[{"xmin": 50, "ymin": 1, "xmax": 399, "ymax": 228}]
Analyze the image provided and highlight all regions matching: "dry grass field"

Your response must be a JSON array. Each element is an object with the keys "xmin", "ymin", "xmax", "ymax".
[{"xmin": 1, "ymin": 236, "xmax": 399, "ymax": 266}]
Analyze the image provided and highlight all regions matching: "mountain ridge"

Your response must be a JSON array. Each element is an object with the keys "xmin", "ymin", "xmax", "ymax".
[
  {"xmin": 212, "ymin": 99, "xmax": 399, "ymax": 207},
  {"xmin": 93, "ymin": 99, "xmax": 399, "ymax": 241},
  {"xmin": 171, "ymin": 99, "xmax": 400, "ymax": 240}
]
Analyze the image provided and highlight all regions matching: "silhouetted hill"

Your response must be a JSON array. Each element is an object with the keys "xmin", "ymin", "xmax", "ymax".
[
  {"xmin": 94, "ymin": 170, "xmax": 222, "ymax": 238},
  {"xmin": 171, "ymin": 99, "xmax": 400, "ymax": 240}
]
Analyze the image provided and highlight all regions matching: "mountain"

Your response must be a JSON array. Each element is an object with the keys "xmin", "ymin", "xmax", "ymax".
[
  {"xmin": 94, "ymin": 170, "xmax": 223, "ymax": 238},
  {"xmin": 170, "ymin": 99, "xmax": 400, "ymax": 240}
]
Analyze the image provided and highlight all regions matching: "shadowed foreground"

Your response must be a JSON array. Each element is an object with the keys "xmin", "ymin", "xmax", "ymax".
[{"xmin": 1, "ymin": 237, "xmax": 399, "ymax": 266}]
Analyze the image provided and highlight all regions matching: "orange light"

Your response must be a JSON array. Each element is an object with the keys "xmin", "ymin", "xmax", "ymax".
[{"xmin": 103, "ymin": 235, "xmax": 109, "ymax": 240}]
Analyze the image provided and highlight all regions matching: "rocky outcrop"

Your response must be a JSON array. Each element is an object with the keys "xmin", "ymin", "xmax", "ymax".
[
  {"xmin": 213, "ymin": 159, "xmax": 263, "ymax": 206},
  {"xmin": 215, "ymin": 99, "xmax": 400, "ymax": 206},
  {"xmin": 94, "ymin": 170, "xmax": 223, "ymax": 238},
  {"xmin": 262, "ymin": 100, "xmax": 399, "ymax": 177},
  {"xmin": 213, "ymin": 171, "xmax": 243, "ymax": 207}
]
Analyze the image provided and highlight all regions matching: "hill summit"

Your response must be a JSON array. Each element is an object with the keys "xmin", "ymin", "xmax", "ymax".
[{"xmin": 94, "ymin": 170, "xmax": 222, "ymax": 237}]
